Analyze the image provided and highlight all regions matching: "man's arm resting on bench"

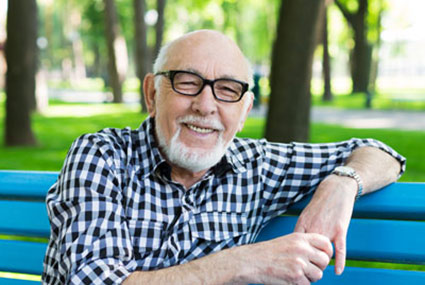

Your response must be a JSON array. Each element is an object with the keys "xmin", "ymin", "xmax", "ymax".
[
  {"xmin": 294, "ymin": 146, "xmax": 402, "ymax": 275},
  {"xmin": 123, "ymin": 232, "xmax": 333, "ymax": 285}
]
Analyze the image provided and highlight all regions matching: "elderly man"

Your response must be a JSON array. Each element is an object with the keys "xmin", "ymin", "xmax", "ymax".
[{"xmin": 43, "ymin": 30, "xmax": 405, "ymax": 284}]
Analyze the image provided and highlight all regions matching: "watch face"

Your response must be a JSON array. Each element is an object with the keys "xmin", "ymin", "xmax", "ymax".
[{"xmin": 335, "ymin": 166, "xmax": 355, "ymax": 175}]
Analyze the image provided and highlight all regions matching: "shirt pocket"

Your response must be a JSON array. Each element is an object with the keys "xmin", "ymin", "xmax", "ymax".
[
  {"xmin": 127, "ymin": 219, "xmax": 166, "ymax": 259},
  {"xmin": 189, "ymin": 212, "xmax": 248, "ymax": 242}
]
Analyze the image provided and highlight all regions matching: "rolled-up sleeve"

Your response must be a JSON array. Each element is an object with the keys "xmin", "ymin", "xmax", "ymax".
[{"xmin": 261, "ymin": 138, "xmax": 406, "ymax": 221}]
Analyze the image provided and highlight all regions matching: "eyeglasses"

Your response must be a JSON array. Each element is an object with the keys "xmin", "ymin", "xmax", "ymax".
[{"xmin": 155, "ymin": 70, "xmax": 249, "ymax": 103}]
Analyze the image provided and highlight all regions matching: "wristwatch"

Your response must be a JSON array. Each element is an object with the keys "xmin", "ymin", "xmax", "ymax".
[{"xmin": 331, "ymin": 166, "xmax": 363, "ymax": 200}]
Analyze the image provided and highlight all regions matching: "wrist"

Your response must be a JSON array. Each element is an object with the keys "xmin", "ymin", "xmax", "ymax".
[{"xmin": 331, "ymin": 166, "xmax": 363, "ymax": 200}]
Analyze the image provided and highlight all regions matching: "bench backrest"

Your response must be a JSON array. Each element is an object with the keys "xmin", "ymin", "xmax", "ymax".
[
  {"xmin": 256, "ymin": 182, "xmax": 425, "ymax": 284},
  {"xmin": 0, "ymin": 170, "xmax": 424, "ymax": 284}
]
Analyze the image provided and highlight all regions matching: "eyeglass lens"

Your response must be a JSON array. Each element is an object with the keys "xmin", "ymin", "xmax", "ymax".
[{"xmin": 172, "ymin": 71, "xmax": 243, "ymax": 102}]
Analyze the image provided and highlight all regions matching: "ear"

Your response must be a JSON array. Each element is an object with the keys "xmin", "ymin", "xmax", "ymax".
[
  {"xmin": 237, "ymin": 93, "xmax": 253, "ymax": 132},
  {"xmin": 143, "ymin": 73, "xmax": 157, "ymax": 117}
]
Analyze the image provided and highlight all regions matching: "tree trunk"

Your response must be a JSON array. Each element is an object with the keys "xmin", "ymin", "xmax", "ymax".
[
  {"xmin": 154, "ymin": 0, "xmax": 166, "ymax": 58},
  {"xmin": 322, "ymin": 5, "xmax": 332, "ymax": 101},
  {"xmin": 103, "ymin": 0, "xmax": 127, "ymax": 103},
  {"xmin": 351, "ymin": 0, "xmax": 371, "ymax": 93},
  {"xmin": 369, "ymin": 3, "xmax": 383, "ymax": 94},
  {"xmin": 133, "ymin": 0, "xmax": 149, "ymax": 112},
  {"xmin": 5, "ymin": 0, "xmax": 38, "ymax": 146},
  {"xmin": 265, "ymin": 0, "xmax": 325, "ymax": 143},
  {"xmin": 335, "ymin": 0, "xmax": 372, "ymax": 94}
]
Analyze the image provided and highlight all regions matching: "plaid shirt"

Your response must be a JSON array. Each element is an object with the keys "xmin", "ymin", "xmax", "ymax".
[{"xmin": 42, "ymin": 117, "xmax": 405, "ymax": 284}]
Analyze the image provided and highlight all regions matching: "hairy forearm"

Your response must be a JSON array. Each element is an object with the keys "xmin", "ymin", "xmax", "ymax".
[
  {"xmin": 122, "ymin": 246, "xmax": 247, "ymax": 285},
  {"xmin": 344, "ymin": 146, "xmax": 401, "ymax": 195}
]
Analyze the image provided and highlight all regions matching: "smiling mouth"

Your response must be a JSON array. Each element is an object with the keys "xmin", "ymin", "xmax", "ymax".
[{"xmin": 185, "ymin": 123, "xmax": 216, "ymax": 134}]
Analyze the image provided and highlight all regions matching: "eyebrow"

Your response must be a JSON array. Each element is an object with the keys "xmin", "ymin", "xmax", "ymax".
[{"xmin": 185, "ymin": 68, "xmax": 241, "ymax": 81}]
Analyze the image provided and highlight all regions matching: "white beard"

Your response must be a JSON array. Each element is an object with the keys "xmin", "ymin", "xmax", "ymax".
[{"xmin": 155, "ymin": 115, "xmax": 231, "ymax": 173}]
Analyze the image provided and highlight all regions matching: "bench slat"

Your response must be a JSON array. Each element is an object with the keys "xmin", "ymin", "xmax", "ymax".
[
  {"xmin": 288, "ymin": 183, "xmax": 425, "ymax": 220},
  {"xmin": 0, "ymin": 201, "xmax": 50, "ymax": 237},
  {"xmin": 0, "ymin": 240, "xmax": 47, "ymax": 275},
  {"xmin": 0, "ymin": 171, "xmax": 58, "ymax": 201},
  {"xmin": 320, "ymin": 265, "xmax": 425, "ymax": 284},
  {"xmin": 256, "ymin": 216, "xmax": 425, "ymax": 264}
]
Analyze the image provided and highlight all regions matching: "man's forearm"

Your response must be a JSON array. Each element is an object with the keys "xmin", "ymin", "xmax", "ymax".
[
  {"xmin": 122, "ymin": 245, "xmax": 247, "ymax": 285},
  {"xmin": 123, "ymin": 232, "xmax": 333, "ymax": 285},
  {"xmin": 344, "ymin": 146, "xmax": 402, "ymax": 195}
]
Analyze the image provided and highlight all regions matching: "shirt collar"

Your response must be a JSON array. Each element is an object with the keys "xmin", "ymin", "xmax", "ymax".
[{"xmin": 136, "ymin": 116, "xmax": 168, "ymax": 179}]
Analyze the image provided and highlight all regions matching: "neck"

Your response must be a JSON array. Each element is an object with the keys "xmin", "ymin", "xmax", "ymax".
[{"xmin": 170, "ymin": 164, "xmax": 209, "ymax": 189}]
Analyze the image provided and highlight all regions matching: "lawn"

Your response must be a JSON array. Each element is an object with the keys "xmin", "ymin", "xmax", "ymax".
[
  {"xmin": 311, "ymin": 92, "xmax": 425, "ymax": 111},
  {"xmin": 0, "ymin": 101, "xmax": 423, "ymax": 182}
]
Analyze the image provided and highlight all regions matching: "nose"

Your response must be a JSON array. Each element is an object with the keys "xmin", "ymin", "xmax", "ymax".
[{"xmin": 191, "ymin": 83, "xmax": 218, "ymax": 116}]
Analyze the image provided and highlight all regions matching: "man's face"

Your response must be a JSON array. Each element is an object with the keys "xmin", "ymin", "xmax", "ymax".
[{"xmin": 146, "ymin": 31, "xmax": 253, "ymax": 173}]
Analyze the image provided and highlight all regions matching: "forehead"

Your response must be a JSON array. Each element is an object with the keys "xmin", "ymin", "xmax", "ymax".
[{"xmin": 163, "ymin": 33, "xmax": 249, "ymax": 80}]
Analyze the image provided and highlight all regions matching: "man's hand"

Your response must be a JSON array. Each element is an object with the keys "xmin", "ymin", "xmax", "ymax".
[
  {"xmin": 294, "ymin": 174, "xmax": 357, "ymax": 275},
  {"xmin": 241, "ymin": 232, "xmax": 333, "ymax": 284}
]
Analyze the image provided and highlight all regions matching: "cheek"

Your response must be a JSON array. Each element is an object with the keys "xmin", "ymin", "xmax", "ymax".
[{"xmin": 221, "ymin": 112, "xmax": 243, "ymax": 140}]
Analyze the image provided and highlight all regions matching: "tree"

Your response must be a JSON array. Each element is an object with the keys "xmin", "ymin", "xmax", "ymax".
[
  {"xmin": 103, "ymin": 0, "xmax": 128, "ymax": 103},
  {"xmin": 154, "ymin": 0, "xmax": 166, "ymax": 58},
  {"xmin": 133, "ymin": 0, "xmax": 149, "ymax": 112},
  {"xmin": 133, "ymin": 0, "xmax": 166, "ymax": 113},
  {"xmin": 265, "ymin": 0, "xmax": 325, "ymax": 143},
  {"xmin": 5, "ymin": 0, "xmax": 38, "ymax": 146},
  {"xmin": 334, "ymin": 0, "xmax": 372, "ymax": 93},
  {"xmin": 322, "ymin": 4, "xmax": 332, "ymax": 101}
]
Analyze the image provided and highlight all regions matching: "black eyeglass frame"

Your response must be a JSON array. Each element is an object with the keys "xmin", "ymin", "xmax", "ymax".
[{"xmin": 154, "ymin": 70, "xmax": 249, "ymax": 103}]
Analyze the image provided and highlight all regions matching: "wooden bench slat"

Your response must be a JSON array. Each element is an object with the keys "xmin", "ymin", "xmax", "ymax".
[
  {"xmin": 0, "ymin": 171, "xmax": 58, "ymax": 201},
  {"xmin": 0, "ymin": 240, "xmax": 47, "ymax": 275},
  {"xmin": 288, "ymin": 183, "xmax": 425, "ymax": 220},
  {"xmin": 256, "ymin": 216, "xmax": 425, "ymax": 264},
  {"xmin": 319, "ymin": 265, "xmax": 425, "ymax": 284},
  {"xmin": 0, "ymin": 201, "xmax": 50, "ymax": 237}
]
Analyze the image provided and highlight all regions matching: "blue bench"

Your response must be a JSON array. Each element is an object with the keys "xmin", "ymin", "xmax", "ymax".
[{"xmin": 0, "ymin": 170, "xmax": 424, "ymax": 284}]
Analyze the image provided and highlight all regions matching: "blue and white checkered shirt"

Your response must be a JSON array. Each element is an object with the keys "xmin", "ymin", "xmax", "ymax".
[{"xmin": 42, "ymin": 117, "xmax": 405, "ymax": 284}]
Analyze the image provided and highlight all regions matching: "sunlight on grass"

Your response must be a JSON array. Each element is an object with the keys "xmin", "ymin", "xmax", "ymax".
[
  {"xmin": 312, "ymin": 92, "xmax": 425, "ymax": 110},
  {"xmin": 42, "ymin": 103, "xmax": 140, "ymax": 118}
]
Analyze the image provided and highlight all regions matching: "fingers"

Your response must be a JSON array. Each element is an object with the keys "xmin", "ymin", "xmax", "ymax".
[
  {"xmin": 334, "ymin": 234, "xmax": 347, "ymax": 275},
  {"xmin": 303, "ymin": 259, "xmax": 325, "ymax": 283},
  {"xmin": 303, "ymin": 234, "xmax": 333, "ymax": 282},
  {"xmin": 307, "ymin": 233, "xmax": 333, "ymax": 259}
]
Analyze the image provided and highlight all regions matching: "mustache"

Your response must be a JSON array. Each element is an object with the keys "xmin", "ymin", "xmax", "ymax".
[{"xmin": 177, "ymin": 115, "xmax": 225, "ymax": 131}]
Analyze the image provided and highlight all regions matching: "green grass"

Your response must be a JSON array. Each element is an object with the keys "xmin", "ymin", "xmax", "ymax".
[
  {"xmin": 0, "ymin": 102, "xmax": 423, "ymax": 181},
  {"xmin": 312, "ymin": 92, "xmax": 425, "ymax": 111},
  {"xmin": 241, "ymin": 118, "xmax": 424, "ymax": 182}
]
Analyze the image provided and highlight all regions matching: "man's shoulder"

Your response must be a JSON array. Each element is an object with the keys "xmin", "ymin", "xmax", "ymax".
[
  {"xmin": 229, "ymin": 137, "xmax": 269, "ymax": 159},
  {"xmin": 76, "ymin": 127, "xmax": 138, "ymax": 147},
  {"xmin": 67, "ymin": 126, "xmax": 149, "ymax": 161}
]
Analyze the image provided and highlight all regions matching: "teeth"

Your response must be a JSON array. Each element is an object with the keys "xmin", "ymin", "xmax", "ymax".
[{"xmin": 187, "ymin": 124, "xmax": 214, "ymax": 134}]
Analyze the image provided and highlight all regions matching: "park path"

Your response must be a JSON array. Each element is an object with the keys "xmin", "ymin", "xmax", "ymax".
[{"xmin": 250, "ymin": 106, "xmax": 425, "ymax": 131}]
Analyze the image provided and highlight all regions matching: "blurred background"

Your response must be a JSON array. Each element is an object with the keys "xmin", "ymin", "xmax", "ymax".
[{"xmin": 0, "ymin": 0, "xmax": 424, "ymax": 181}]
